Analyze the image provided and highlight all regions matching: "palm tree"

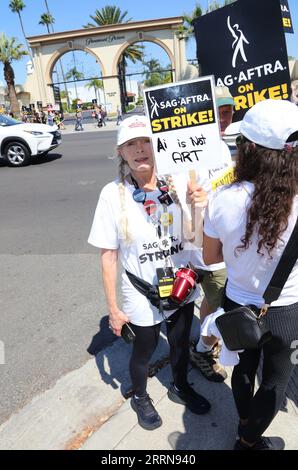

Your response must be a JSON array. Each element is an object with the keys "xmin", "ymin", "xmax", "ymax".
[
  {"xmin": 143, "ymin": 59, "xmax": 161, "ymax": 79},
  {"xmin": 206, "ymin": 1, "xmax": 222, "ymax": 11},
  {"xmin": 85, "ymin": 78, "xmax": 103, "ymax": 103},
  {"xmin": 176, "ymin": 3, "xmax": 203, "ymax": 41},
  {"xmin": 83, "ymin": 5, "xmax": 143, "ymax": 64},
  {"xmin": 9, "ymin": 0, "xmax": 33, "ymax": 62},
  {"xmin": 42, "ymin": 1, "xmax": 71, "ymax": 110},
  {"xmin": 39, "ymin": 13, "xmax": 55, "ymax": 34},
  {"xmin": 83, "ymin": 5, "xmax": 143, "ymax": 111},
  {"xmin": 83, "ymin": 5, "xmax": 132, "ymax": 28},
  {"xmin": 65, "ymin": 67, "xmax": 84, "ymax": 100},
  {"xmin": 0, "ymin": 33, "xmax": 27, "ymax": 115},
  {"xmin": 44, "ymin": 0, "xmax": 53, "ymax": 30},
  {"xmin": 179, "ymin": 0, "xmax": 237, "ymax": 40},
  {"xmin": 208, "ymin": 0, "xmax": 237, "ymax": 10}
]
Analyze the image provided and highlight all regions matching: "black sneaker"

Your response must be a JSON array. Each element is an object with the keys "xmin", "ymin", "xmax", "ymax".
[
  {"xmin": 234, "ymin": 436, "xmax": 285, "ymax": 450},
  {"xmin": 237, "ymin": 420, "xmax": 246, "ymax": 437},
  {"xmin": 189, "ymin": 342, "xmax": 228, "ymax": 382},
  {"xmin": 167, "ymin": 383, "xmax": 211, "ymax": 415},
  {"xmin": 131, "ymin": 393, "xmax": 162, "ymax": 431}
]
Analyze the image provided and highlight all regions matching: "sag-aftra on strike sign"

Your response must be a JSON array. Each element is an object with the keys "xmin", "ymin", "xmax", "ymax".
[
  {"xmin": 144, "ymin": 76, "xmax": 223, "ymax": 176},
  {"xmin": 194, "ymin": 0, "xmax": 291, "ymax": 121}
]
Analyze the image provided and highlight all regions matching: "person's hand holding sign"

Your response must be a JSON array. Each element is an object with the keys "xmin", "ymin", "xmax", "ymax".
[
  {"xmin": 187, "ymin": 169, "xmax": 208, "ymax": 209},
  {"xmin": 187, "ymin": 182, "xmax": 208, "ymax": 209}
]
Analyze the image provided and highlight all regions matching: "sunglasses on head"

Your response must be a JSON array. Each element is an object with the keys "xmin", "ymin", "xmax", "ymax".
[{"xmin": 236, "ymin": 135, "xmax": 247, "ymax": 147}]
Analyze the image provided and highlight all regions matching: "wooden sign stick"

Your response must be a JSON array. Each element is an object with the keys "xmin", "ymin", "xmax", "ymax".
[
  {"xmin": 189, "ymin": 169, "xmax": 196, "ymax": 187},
  {"xmin": 189, "ymin": 170, "xmax": 196, "ymax": 234}
]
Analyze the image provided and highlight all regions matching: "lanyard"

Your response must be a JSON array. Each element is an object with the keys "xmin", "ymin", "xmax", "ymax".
[
  {"xmin": 130, "ymin": 175, "xmax": 181, "ymax": 319},
  {"xmin": 130, "ymin": 175, "xmax": 174, "ymax": 266},
  {"xmin": 130, "ymin": 174, "xmax": 173, "ymax": 222}
]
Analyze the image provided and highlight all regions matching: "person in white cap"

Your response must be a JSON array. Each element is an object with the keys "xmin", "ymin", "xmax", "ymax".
[
  {"xmin": 203, "ymin": 99, "xmax": 298, "ymax": 450},
  {"xmin": 88, "ymin": 115, "xmax": 211, "ymax": 431},
  {"xmin": 215, "ymin": 85, "xmax": 235, "ymax": 135}
]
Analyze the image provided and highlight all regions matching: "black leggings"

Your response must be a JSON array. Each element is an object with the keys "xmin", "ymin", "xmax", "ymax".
[
  {"xmin": 223, "ymin": 296, "xmax": 298, "ymax": 443},
  {"xmin": 129, "ymin": 302, "xmax": 194, "ymax": 396}
]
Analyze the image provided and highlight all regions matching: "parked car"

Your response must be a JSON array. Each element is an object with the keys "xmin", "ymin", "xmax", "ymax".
[{"xmin": 0, "ymin": 114, "xmax": 62, "ymax": 167}]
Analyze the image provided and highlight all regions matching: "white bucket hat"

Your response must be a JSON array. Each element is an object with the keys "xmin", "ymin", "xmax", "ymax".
[
  {"xmin": 117, "ymin": 115, "xmax": 151, "ymax": 147},
  {"xmin": 234, "ymin": 99, "xmax": 298, "ymax": 150}
]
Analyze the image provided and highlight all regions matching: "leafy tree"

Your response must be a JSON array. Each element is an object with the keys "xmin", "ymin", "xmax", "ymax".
[
  {"xmin": 143, "ymin": 60, "xmax": 172, "ymax": 87},
  {"xmin": 0, "ymin": 33, "xmax": 27, "ymax": 115},
  {"xmin": 60, "ymin": 90, "xmax": 70, "ymax": 99},
  {"xmin": 39, "ymin": 13, "xmax": 55, "ymax": 34},
  {"xmin": 9, "ymin": 0, "xmax": 33, "ymax": 62},
  {"xmin": 162, "ymin": 64, "xmax": 173, "ymax": 84}
]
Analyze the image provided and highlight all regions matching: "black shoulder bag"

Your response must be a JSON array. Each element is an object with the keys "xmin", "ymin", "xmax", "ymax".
[{"xmin": 215, "ymin": 218, "xmax": 298, "ymax": 351}]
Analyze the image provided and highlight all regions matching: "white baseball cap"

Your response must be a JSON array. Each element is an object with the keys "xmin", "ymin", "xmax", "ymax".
[
  {"xmin": 215, "ymin": 86, "xmax": 234, "ymax": 107},
  {"xmin": 117, "ymin": 115, "xmax": 151, "ymax": 146},
  {"xmin": 236, "ymin": 99, "xmax": 298, "ymax": 150}
]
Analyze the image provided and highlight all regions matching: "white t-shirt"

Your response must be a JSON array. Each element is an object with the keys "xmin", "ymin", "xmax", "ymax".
[
  {"xmin": 204, "ymin": 181, "xmax": 298, "ymax": 307},
  {"xmin": 88, "ymin": 179, "xmax": 200, "ymax": 326}
]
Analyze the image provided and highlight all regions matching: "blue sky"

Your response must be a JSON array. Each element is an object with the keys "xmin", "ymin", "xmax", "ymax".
[{"xmin": 0, "ymin": 0, "xmax": 297, "ymax": 85}]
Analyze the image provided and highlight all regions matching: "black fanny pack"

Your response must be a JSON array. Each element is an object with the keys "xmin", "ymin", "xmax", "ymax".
[
  {"xmin": 125, "ymin": 270, "xmax": 194, "ymax": 314},
  {"xmin": 215, "ymin": 305, "xmax": 272, "ymax": 350},
  {"xmin": 216, "ymin": 218, "xmax": 298, "ymax": 351}
]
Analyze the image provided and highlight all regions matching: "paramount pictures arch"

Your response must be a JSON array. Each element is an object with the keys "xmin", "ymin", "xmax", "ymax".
[{"xmin": 26, "ymin": 17, "xmax": 195, "ymax": 114}]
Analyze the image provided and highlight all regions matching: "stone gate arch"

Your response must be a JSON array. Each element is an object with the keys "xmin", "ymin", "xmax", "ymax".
[
  {"xmin": 26, "ymin": 17, "xmax": 187, "ymax": 113},
  {"xmin": 45, "ymin": 46, "xmax": 106, "ymax": 85}
]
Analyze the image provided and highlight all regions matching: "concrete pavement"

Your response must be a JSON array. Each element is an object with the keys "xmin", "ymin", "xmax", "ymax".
[
  {"xmin": 0, "ymin": 309, "xmax": 297, "ymax": 451},
  {"xmin": 61, "ymin": 119, "xmax": 123, "ymax": 135}
]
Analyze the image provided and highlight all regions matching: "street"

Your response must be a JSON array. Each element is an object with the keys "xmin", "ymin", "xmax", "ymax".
[{"xmin": 0, "ymin": 130, "xmax": 121, "ymax": 424}]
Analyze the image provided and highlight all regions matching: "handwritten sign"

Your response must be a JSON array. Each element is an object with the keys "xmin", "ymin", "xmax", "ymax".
[{"xmin": 143, "ymin": 76, "xmax": 222, "ymax": 175}]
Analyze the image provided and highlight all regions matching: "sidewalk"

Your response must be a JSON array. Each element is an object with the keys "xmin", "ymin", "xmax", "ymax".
[
  {"xmin": 61, "ymin": 119, "xmax": 118, "ymax": 135},
  {"xmin": 0, "ymin": 310, "xmax": 297, "ymax": 450}
]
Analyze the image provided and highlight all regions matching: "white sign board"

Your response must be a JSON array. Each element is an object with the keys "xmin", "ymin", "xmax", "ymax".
[{"xmin": 144, "ymin": 76, "xmax": 223, "ymax": 175}]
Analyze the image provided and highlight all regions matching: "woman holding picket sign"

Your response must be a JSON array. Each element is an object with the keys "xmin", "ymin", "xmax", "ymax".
[
  {"xmin": 88, "ymin": 115, "xmax": 210, "ymax": 431},
  {"xmin": 203, "ymin": 99, "xmax": 298, "ymax": 450}
]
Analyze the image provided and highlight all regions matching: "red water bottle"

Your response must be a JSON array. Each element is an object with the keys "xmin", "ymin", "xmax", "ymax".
[{"xmin": 170, "ymin": 268, "xmax": 197, "ymax": 303}]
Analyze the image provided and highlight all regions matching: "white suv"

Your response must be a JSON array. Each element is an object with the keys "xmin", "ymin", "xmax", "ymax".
[{"xmin": 0, "ymin": 114, "xmax": 62, "ymax": 167}]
